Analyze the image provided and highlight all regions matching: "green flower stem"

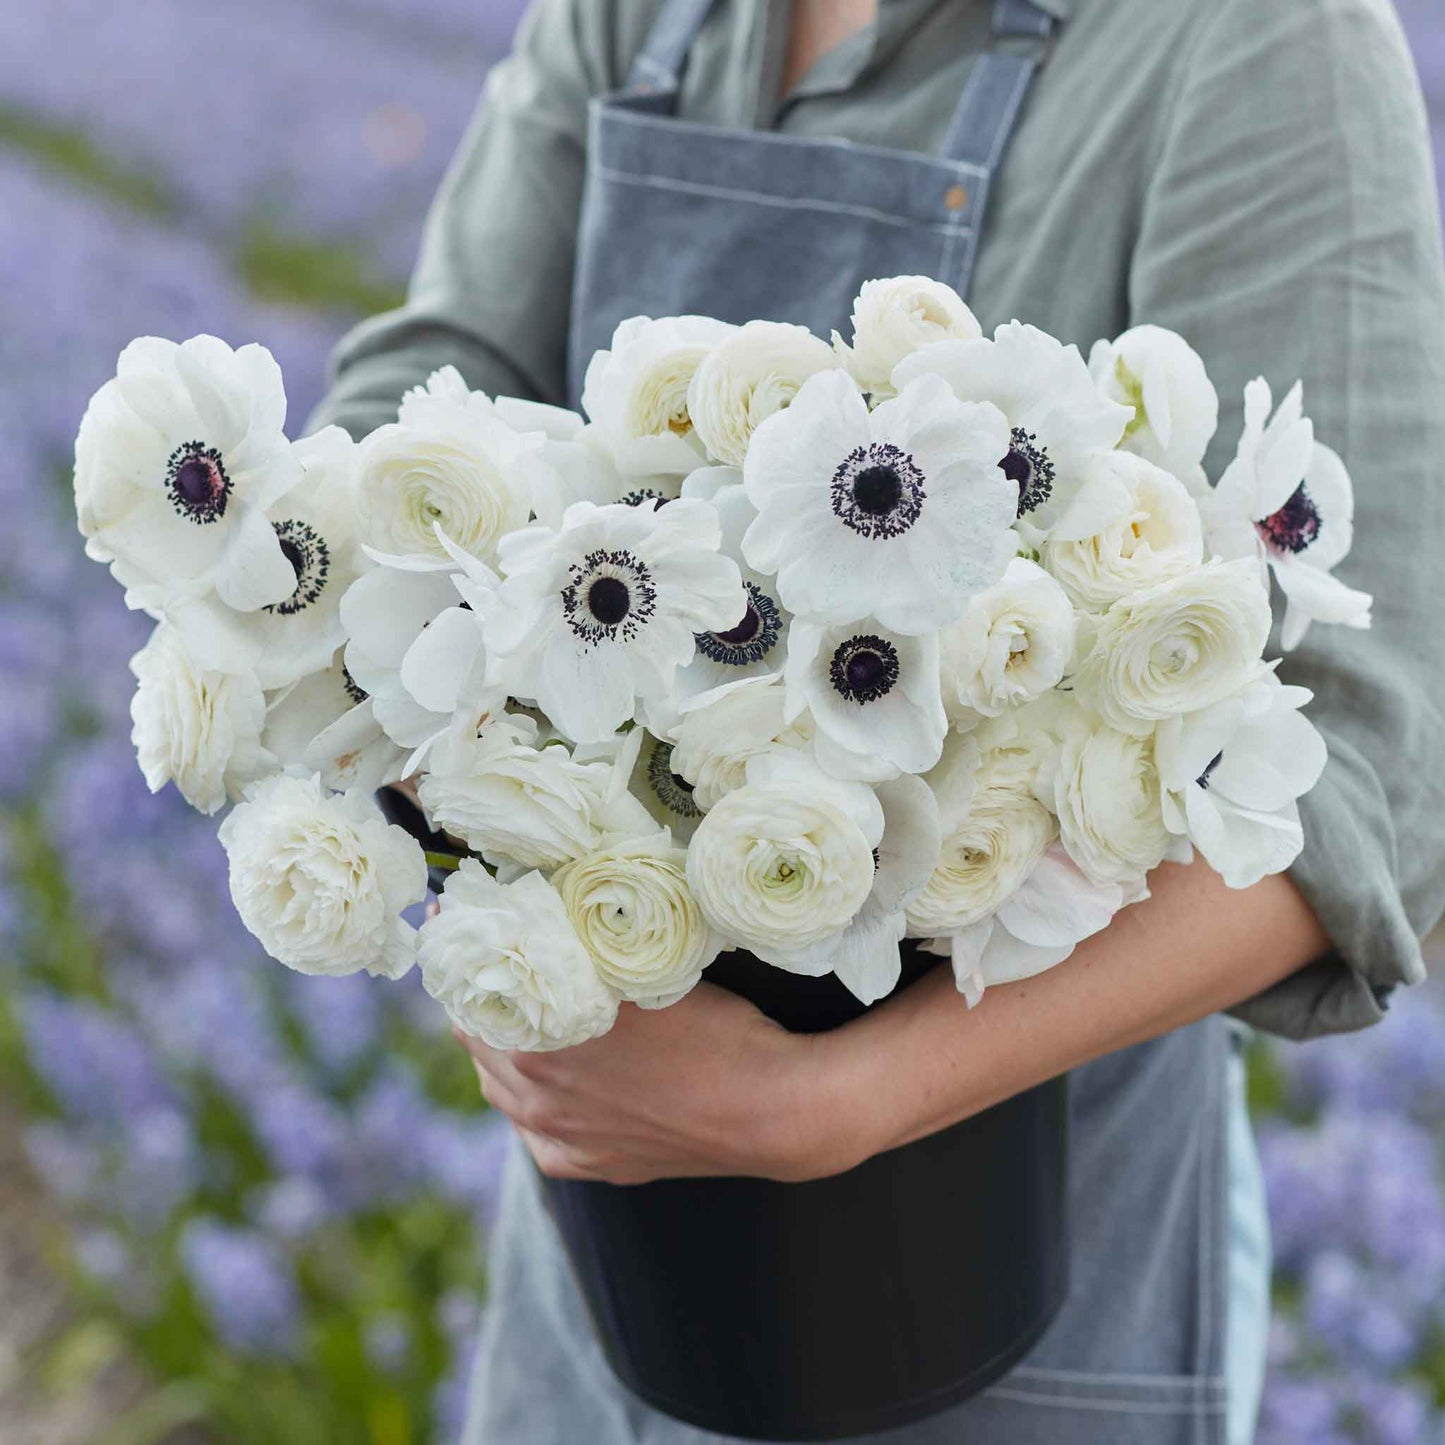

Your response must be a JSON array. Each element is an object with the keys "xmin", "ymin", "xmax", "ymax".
[{"xmin": 424, "ymin": 852, "xmax": 464, "ymax": 874}]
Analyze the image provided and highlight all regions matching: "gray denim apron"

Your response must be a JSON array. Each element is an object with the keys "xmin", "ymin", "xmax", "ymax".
[{"xmin": 465, "ymin": 1, "xmax": 1232, "ymax": 1440}]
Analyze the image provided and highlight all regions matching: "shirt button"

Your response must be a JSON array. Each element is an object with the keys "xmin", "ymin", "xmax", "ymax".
[{"xmin": 943, "ymin": 184, "xmax": 969, "ymax": 212}]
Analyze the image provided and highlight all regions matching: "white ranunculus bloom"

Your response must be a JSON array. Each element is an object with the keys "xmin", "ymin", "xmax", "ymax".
[
  {"xmin": 832, "ymin": 275, "xmax": 981, "ymax": 398},
  {"xmin": 219, "ymin": 772, "xmax": 427, "ymax": 979},
  {"xmin": 262, "ymin": 655, "xmax": 405, "ymax": 793},
  {"xmin": 894, "ymin": 321, "xmax": 1134, "ymax": 541},
  {"xmin": 687, "ymin": 319, "xmax": 839, "ymax": 467},
  {"xmin": 1040, "ymin": 452, "xmax": 1204, "ymax": 612},
  {"xmin": 685, "ymin": 750, "xmax": 883, "ymax": 971},
  {"xmin": 1156, "ymin": 669, "xmax": 1326, "ymax": 889},
  {"xmin": 1072, "ymin": 558, "xmax": 1273, "ymax": 736},
  {"xmin": 484, "ymin": 499, "xmax": 746, "ymax": 744},
  {"xmin": 906, "ymin": 732, "xmax": 1059, "ymax": 937},
  {"xmin": 939, "ymin": 557, "xmax": 1076, "ymax": 722},
  {"xmin": 417, "ymin": 862, "xmax": 618, "ymax": 1052},
  {"xmin": 581, "ymin": 315, "xmax": 737, "ymax": 476},
  {"xmin": 552, "ymin": 831, "xmax": 721, "ymax": 1008},
  {"xmin": 1202, "ymin": 380, "xmax": 1372, "ymax": 650},
  {"xmin": 1045, "ymin": 699, "xmax": 1169, "ymax": 889},
  {"xmin": 1088, "ymin": 325, "xmax": 1219, "ymax": 489},
  {"xmin": 669, "ymin": 674, "xmax": 813, "ymax": 809},
  {"xmin": 74, "ymin": 335, "xmax": 301, "ymax": 615},
  {"xmin": 925, "ymin": 845, "xmax": 1125, "ymax": 1006},
  {"xmin": 419, "ymin": 713, "xmax": 651, "ymax": 871},
  {"xmin": 168, "ymin": 426, "xmax": 371, "ymax": 688},
  {"xmin": 129, "ymin": 624, "xmax": 275, "ymax": 815},
  {"xmin": 742, "ymin": 369, "xmax": 1016, "ymax": 634},
  {"xmin": 354, "ymin": 367, "xmax": 538, "ymax": 566},
  {"xmin": 784, "ymin": 616, "xmax": 946, "ymax": 780},
  {"xmin": 827, "ymin": 773, "xmax": 942, "ymax": 1005}
]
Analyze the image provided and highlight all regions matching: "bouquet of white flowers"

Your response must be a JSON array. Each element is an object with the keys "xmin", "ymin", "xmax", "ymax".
[{"xmin": 72, "ymin": 279, "xmax": 1371, "ymax": 1051}]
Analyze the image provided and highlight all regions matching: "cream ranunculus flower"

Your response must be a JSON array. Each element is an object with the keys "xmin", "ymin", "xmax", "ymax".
[
  {"xmin": 1073, "ymin": 558, "xmax": 1273, "ymax": 735},
  {"xmin": 417, "ymin": 862, "xmax": 618, "ymax": 1051},
  {"xmin": 129, "ymin": 624, "xmax": 275, "ymax": 815},
  {"xmin": 1040, "ymin": 452, "xmax": 1204, "ymax": 612},
  {"xmin": 669, "ymin": 674, "xmax": 813, "ymax": 810},
  {"xmin": 687, "ymin": 320, "xmax": 839, "ymax": 467},
  {"xmin": 417, "ymin": 713, "xmax": 652, "ymax": 871},
  {"xmin": 581, "ymin": 315, "xmax": 738, "ymax": 476},
  {"xmin": 354, "ymin": 367, "xmax": 539, "ymax": 565},
  {"xmin": 218, "ymin": 772, "xmax": 427, "ymax": 980},
  {"xmin": 685, "ymin": 750, "xmax": 882, "ymax": 970},
  {"xmin": 939, "ymin": 556, "xmax": 1077, "ymax": 722},
  {"xmin": 1088, "ymin": 325, "xmax": 1219, "ymax": 490},
  {"xmin": 552, "ymin": 832, "xmax": 722, "ymax": 1008},
  {"xmin": 906, "ymin": 731, "xmax": 1059, "ymax": 936},
  {"xmin": 832, "ymin": 275, "xmax": 981, "ymax": 397},
  {"xmin": 1044, "ymin": 698, "xmax": 1170, "ymax": 889}
]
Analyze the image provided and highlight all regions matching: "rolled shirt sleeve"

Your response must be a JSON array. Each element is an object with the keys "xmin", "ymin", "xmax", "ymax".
[
  {"xmin": 305, "ymin": 0, "xmax": 606, "ymax": 438},
  {"xmin": 1129, "ymin": 0, "xmax": 1445, "ymax": 1037}
]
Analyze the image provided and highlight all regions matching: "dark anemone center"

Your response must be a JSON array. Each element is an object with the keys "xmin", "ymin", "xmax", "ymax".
[
  {"xmin": 852, "ymin": 465, "xmax": 902, "ymax": 517},
  {"xmin": 999, "ymin": 428, "xmax": 1055, "ymax": 518},
  {"xmin": 279, "ymin": 535, "xmax": 306, "ymax": 578},
  {"xmin": 588, "ymin": 576, "xmax": 631, "ymax": 626},
  {"xmin": 646, "ymin": 739, "xmax": 702, "ymax": 819},
  {"xmin": 829, "ymin": 634, "xmax": 901, "ymax": 705},
  {"xmin": 1257, "ymin": 483, "xmax": 1322, "ymax": 556},
  {"xmin": 166, "ymin": 441, "xmax": 230, "ymax": 524},
  {"xmin": 714, "ymin": 604, "xmax": 762, "ymax": 647}
]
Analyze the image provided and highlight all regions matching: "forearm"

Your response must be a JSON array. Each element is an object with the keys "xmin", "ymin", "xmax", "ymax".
[{"xmin": 823, "ymin": 856, "xmax": 1330, "ymax": 1162}]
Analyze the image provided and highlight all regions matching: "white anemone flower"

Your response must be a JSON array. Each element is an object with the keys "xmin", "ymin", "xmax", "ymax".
[
  {"xmin": 529, "ymin": 422, "xmax": 686, "ymax": 528},
  {"xmin": 581, "ymin": 314, "xmax": 737, "ymax": 476},
  {"xmin": 832, "ymin": 275, "xmax": 982, "ymax": 398},
  {"xmin": 74, "ymin": 335, "xmax": 301, "ymax": 615},
  {"xmin": 687, "ymin": 320, "xmax": 840, "ymax": 467},
  {"xmin": 167, "ymin": 425, "xmax": 370, "ymax": 688},
  {"xmin": 893, "ymin": 321, "xmax": 1134, "ymax": 541},
  {"xmin": 354, "ymin": 366, "xmax": 539, "ymax": 566},
  {"xmin": 939, "ymin": 556, "xmax": 1077, "ymax": 722},
  {"xmin": 261, "ymin": 655, "xmax": 405, "ymax": 793},
  {"xmin": 484, "ymin": 499, "xmax": 746, "ymax": 744},
  {"xmin": 742, "ymin": 369, "xmax": 1016, "ymax": 634},
  {"xmin": 784, "ymin": 617, "xmax": 946, "ymax": 781},
  {"xmin": 660, "ymin": 466, "xmax": 790, "ymax": 719},
  {"xmin": 1088, "ymin": 325, "xmax": 1219, "ymax": 490},
  {"xmin": 340, "ymin": 546, "xmax": 505, "ymax": 766},
  {"xmin": 829, "ymin": 774, "xmax": 943, "ymax": 1006},
  {"xmin": 629, "ymin": 731, "xmax": 710, "ymax": 844},
  {"xmin": 1203, "ymin": 380, "xmax": 1372, "ymax": 650},
  {"xmin": 925, "ymin": 845, "xmax": 1125, "ymax": 1006},
  {"xmin": 1155, "ymin": 668, "xmax": 1327, "ymax": 889}
]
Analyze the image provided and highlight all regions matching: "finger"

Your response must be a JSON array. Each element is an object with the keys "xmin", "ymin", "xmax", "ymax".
[
  {"xmin": 426, "ymin": 896, "xmax": 440, "ymax": 921},
  {"xmin": 517, "ymin": 1127, "xmax": 603, "ymax": 1182}
]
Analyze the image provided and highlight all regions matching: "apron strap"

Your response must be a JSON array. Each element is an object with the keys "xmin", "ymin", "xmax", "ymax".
[
  {"xmin": 939, "ymin": 0, "xmax": 1057, "ymax": 170},
  {"xmin": 627, "ymin": 0, "xmax": 719, "ymax": 93}
]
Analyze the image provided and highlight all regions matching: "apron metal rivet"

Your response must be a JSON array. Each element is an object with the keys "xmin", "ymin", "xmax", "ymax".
[{"xmin": 944, "ymin": 184, "xmax": 970, "ymax": 211}]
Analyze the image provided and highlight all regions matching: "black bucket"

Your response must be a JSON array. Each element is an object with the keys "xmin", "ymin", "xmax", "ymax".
[{"xmin": 541, "ymin": 944, "xmax": 1070, "ymax": 1441}]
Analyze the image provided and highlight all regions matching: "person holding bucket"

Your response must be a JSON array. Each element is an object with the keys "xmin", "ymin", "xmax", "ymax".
[{"xmin": 309, "ymin": 0, "xmax": 1445, "ymax": 1440}]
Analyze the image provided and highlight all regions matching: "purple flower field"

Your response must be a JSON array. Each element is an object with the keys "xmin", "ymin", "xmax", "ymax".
[{"xmin": 0, "ymin": 2, "xmax": 1442, "ymax": 1440}]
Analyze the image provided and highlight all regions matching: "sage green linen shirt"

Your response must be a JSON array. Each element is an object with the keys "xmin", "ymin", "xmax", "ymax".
[{"xmin": 310, "ymin": 0, "xmax": 1445, "ymax": 1039}]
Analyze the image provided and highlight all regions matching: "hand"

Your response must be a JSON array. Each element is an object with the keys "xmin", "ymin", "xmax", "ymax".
[{"xmin": 455, "ymin": 983, "xmax": 864, "ymax": 1186}]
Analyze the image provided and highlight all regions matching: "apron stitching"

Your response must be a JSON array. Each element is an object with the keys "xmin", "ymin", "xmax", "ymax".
[
  {"xmin": 593, "ymin": 163, "xmax": 975, "ymax": 235},
  {"xmin": 597, "ymin": 101, "xmax": 988, "ymax": 177},
  {"xmin": 986, "ymin": 1389, "xmax": 1228, "ymax": 1415},
  {"xmin": 985, "ymin": 62, "xmax": 1037, "ymax": 170}
]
